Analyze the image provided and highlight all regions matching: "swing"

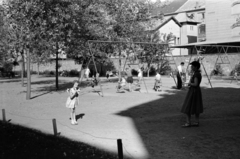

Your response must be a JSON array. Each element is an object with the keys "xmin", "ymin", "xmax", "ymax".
[
  {"xmin": 132, "ymin": 81, "xmax": 141, "ymax": 92},
  {"xmin": 87, "ymin": 42, "xmax": 104, "ymax": 97},
  {"xmin": 154, "ymin": 80, "xmax": 162, "ymax": 92}
]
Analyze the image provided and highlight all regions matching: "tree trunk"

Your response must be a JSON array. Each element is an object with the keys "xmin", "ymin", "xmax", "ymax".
[
  {"xmin": 21, "ymin": 50, "xmax": 25, "ymax": 87},
  {"xmin": 118, "ymin": 44, "xmax": 121, "ymax": 81},
  {"xmin": 147, "ymin": 62, "xmax": 151, "ymax": 77},
  {"xmin": 26, "ymin": 48, "xmax": 31, "ymax": 100},
  {"xmin": 100, "ymin": 62, "xmax": 103, "ymax": 76},
  {"xmin": 37, "ymin": 61, "xmax": 40, "ymax": 76},
  {"xmin": 55, "ymin": 42, "xmax": 59, "ymax": 90},
  {"xmin": 78, "ymin": 64, "xmax": 83, "ymax": 82}
]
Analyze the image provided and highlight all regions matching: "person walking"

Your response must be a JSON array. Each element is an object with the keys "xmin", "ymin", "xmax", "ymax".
[
  {"xmin": 106, "ymin": 70, "xmax": 110, "ymax": 81},
  {"xmin": 85, "ymin": 67, "xmax": 90, "ymax": 81},
  {"xmin": 181, "ymin": 61, "xmax": 203, "ymax": 127},
  {"xmin": 177, "ymin": 62, "xmax": 185, "ymax": 89}
]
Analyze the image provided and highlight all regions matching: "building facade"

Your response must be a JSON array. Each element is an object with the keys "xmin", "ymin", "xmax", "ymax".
[
  {"xmin": 206, "ymin": 0, "xmax": 240, "ymax": 42},
  {"xmin": 153, "ymin": 0, "xmax": 206, "ymax": 56}
]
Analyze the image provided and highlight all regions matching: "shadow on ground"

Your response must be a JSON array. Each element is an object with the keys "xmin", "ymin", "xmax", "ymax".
[
  {"xmin": 0, "ymin": 121, "xmax": 118, "ymax": 159},
  {"xmin": 32, "ymin": 78, "xmax": 120, "ymax": 94},
  {"xmin": 117, "ymin": 87, "xmax": 240, "ymax": 159},
  {"xmin": 0, "ymin": 78, "xmax": 21, "ymax": 83}
]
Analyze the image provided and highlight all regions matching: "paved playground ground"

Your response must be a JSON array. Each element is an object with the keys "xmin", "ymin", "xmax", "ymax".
[{"xmin": 1, "ymin": 75, "xmax": 240, "ymax": 159}]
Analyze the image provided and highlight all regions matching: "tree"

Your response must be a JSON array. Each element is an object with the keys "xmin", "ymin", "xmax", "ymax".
[{"xmin": 4, "ymin": 0, "xmax": 90, "ymax": 90}]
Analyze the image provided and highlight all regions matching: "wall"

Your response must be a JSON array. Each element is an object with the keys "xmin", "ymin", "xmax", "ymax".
[
  {"xmin": 206, "ymin": 0, "xmax": 240, "ymax": 41},
  {"xmin": 167, "ymin": 53, "xmax": 240, "ymax": 75},
  {"xmin": 14, "ymin": 53, "xmax": 240, "ymax": 76},
  {"xmin": 14, "ymin": 59, "xmax": 82, "ymax": 73}
]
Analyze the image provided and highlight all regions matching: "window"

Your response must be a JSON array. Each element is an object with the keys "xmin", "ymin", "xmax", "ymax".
[
  {"xmin": 198, "ymin": 24, "xmax": 206, "ymax": 41},
  {"xmin": 190, "ymin": 26, "xmax": 194, "ymax": 30}
]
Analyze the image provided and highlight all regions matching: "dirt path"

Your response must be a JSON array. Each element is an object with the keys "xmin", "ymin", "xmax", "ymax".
[{"xmin": 1, "ymin": 75, "xmax": 240, "ymax": 159}]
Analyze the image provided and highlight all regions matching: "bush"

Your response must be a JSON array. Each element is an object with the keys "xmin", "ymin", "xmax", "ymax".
[
  {"xmin": 41, "ymin": 70, "xmax": 54, "ymax": 76},
  {"xmin": 31, "ymin": 71, "xmax": 38, "ymax": 75},
  {"xmin": 211, "ymin": 64, "xmax": 223, "ymax": 76},
  {"xmin": 149, "ymin": 66, "xmax": 156, "ymax": 76},
  {"xmin": 0, "ymin": 62, "xmax": 14, "ymax": 78},
  {"xmin": 160, "ymin": 65, "xmax": 172, "ymax": 75},
  {"xmin": 132, "ymin": 69, "xmax": 138, "ymax": 76},
  {"xmin": 69, "ymin": 69, "xmax": 78, "ymax": 77},
  {"xmin": 50, "ymin": 71, "xmax": 55, "ymax": 75},
  {"xmin": 3, "ymin": 62, "xmax": 13, "ymax": 72},
  {"xmin": 59, "ymin": 69, "xmax": 79, "ymax": 77}
]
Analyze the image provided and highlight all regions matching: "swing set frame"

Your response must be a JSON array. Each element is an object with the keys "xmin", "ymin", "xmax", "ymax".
[
  {"xmin": 87, "ymin": 40, "xmax": 170, "ymax": 93},
  {"xmin": 171, "ymin": 43, "xmax": 240, "ymax": 88}
]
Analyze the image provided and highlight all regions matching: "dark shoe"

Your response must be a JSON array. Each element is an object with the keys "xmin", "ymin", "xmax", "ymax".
[
  {"xmin": 191, "ymin": 122, "xmax": 199, "ymax": 127},
  {"xmin": 182, "ymin": 123, "xmax": 191, "ymax": 128}
]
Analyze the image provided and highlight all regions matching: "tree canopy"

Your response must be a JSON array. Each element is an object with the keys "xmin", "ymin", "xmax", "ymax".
[{"xmin": 1, "ymin": 0, "xmax": 168, "ymax": 66}]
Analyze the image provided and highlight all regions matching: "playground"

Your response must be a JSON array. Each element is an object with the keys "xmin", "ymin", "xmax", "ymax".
[{"xmin": 1, "ymin": 74, "xmax": 240, "ymax": 159}]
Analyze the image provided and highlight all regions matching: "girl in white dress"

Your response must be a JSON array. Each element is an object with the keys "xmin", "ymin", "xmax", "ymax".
[
  {"xmin": 137, "ymin": 67, "xmax": 143, "ymax": 83},
  {"xmin": 66, "ymin": 82, "xmax": 80, "ymax": 125}
]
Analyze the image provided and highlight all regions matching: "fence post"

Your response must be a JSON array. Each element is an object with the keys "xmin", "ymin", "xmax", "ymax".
[
  {"xmin": 2, "ymin": 109, "xmax": 6, "ymax": 122},
  {"xmin": 52, "ymin": 119, "xmax": 58, "ymax": 136},
  {"xmin": 117, "ymin": 139, "xmax": 123, "ymax": 159}
]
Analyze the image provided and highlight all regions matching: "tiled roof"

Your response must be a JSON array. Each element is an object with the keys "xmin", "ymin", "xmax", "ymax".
[
  {"xmin": 176, "ymin": 0, "xmax": 205, "ymax": 12},
  {"xmin": 152, "ymin": 0, "xmax": 188, "ymax": 15}
]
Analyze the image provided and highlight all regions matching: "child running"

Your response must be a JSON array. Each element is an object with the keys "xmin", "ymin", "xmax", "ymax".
[{"xmin": 66, "ymin": 81, "xmax": 81, "ymax": 125}]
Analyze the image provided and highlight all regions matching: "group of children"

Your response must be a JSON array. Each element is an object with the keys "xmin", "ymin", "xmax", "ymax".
[
  {"xmin": 66, "ymin": 60, "xmax": 205, "ymax": 128},
  {"xmin": 116, "ymin": 66, "xmax": 143, "ymax": 92}
]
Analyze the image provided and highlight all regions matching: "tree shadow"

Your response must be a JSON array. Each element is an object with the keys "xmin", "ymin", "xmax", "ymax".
[
  {"xmin": 116, "ymin": 87, "xmax": 240, "ymax": 159},
  {"xmin": 31, "ymin": 91, "xmax": 53, "ymax": 99},
  {"xmin": 34, "ymin": 78, "xmax": 117, "ymax": 95},
  {"xmin": 1, "ymin": 121, "xmax": 118, "ymax": 159},
  {"xmin": 0, "ymin": 78, "xmax": 22, "ymax": 83},
  {"xmin": 34, "ymin": 81, "xmax": 89, "ymax": 93},
  {"xmin": 31, "ymin": 80, "xmax": 57, "ymax": 85}
]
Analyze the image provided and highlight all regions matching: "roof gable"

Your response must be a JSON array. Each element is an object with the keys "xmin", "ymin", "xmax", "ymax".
[
  {"xmin": 154, "ymin": 16, "xmax": 181, "ymax": 31},
  {"xmin": 176, "ymin": 0, "xmax": 205, "ymax": 12}
]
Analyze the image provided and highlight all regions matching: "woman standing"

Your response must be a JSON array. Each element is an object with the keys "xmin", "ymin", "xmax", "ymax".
[{"xmin": 181, "ymin": 61, "xmax": 203, "ymax": 127}]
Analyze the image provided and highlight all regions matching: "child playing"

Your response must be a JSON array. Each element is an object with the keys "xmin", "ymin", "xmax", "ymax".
[
  {"xmin": 89, "ymin": 73, "xmax": 100, "ymax": 88},
  {"xmin": 181, "ymin": 61, "xmax": 203, "ymax": 127},
  {"xmin": 234, "ymin": 70, "xmax": 238, "ymax": 83},
  {"xmin": 117, "ymin": 76, "xmax": 126, "ymax": 92},
  {"xmin": 137, "ymin": 67, "xmax": 143, "ymax": 83},
  {"xmin": 106, "ymin": 70, "xmax": 110, "ymax": 81},
  {"xmin": 153, "ymin": 72, "xmax": 161, "ymax": 91},
  {"xmin": 66, "ymin": 82, "xmax": 81, "ymax": 125},
  {"xmin": 132, "ymin": 80, "xmax": 141, "ymax": 92}
]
